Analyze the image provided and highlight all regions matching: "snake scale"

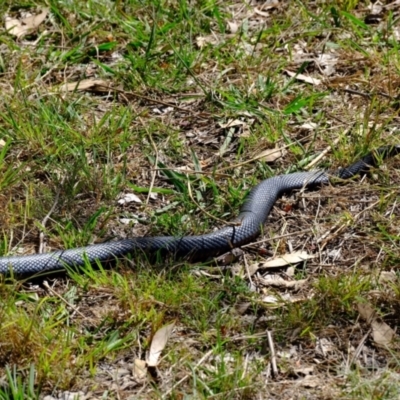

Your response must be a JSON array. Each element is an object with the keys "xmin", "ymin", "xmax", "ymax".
[{"xmin": 0, "ymin": 145, "xmax": 398, "ymax": 275}]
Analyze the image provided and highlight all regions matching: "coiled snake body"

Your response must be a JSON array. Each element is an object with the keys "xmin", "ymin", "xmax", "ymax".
[{"xmin": 0, "ymin": 146, "xmax": 399, "ymax": 275}]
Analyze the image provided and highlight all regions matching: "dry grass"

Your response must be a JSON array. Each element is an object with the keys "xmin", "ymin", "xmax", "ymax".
[{"xmin": 0, "ymin": 0, "xmax": 400, "ymax": 399}]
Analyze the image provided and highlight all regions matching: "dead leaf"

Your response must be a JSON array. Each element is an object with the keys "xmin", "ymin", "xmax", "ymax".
[
  {"xmin": 285, "ymin": 70, "xmax": 322, "ymax": 86},
  {"xmin": 5, "ymin": 8, "xmax": 48, "ymax": 39},
  {"xmin": 371, "ymin": 320, "xmax": 395, "ymax": 346},
  {"xmin": 146, "ymin": 322, "xmax": 175, "ymax": 367},
  {"xmin": 117, "ymin": 193, "xmax": 142, "ymax": 205},
  {"xmin": 261, "ymin": 294, "xmax": 281, "ymax": 304},
  {"xmin": 255, "ymin": 147, "xmax": 287, "ymax": 163},
  {"xmin": 300, "ymin": 122, "xmax": 318, "ymax": 130},
  {"xmin": 357, "ymin": 303, "xmax": 377, "ymax": 324},
  {"xmin": 258, "ymin": 251, "xmax": 314, "ymax": 269},
  {"xmin": 358, "ymin": 302, "xmax": 396, "ymax": 346},
  {"xmin": 235, "ymin": 302, "xmax": 251, "ymax": 315},
  {"xmin": 132, "ymin": 359, "xmax": 147, "ymax": 381},
  {"xmin": 286, "ymin": 266, "xmax": 295, "ymax": 276},
  {"xmin": 246, "ymin": 263, "xmax": 259, "ymax": 277},
  {"xmin": 227, "ymin": 21, "xmax": 239, "ymax": 33},
  {"xmin": 59, "ymin": 79, "xmax": 112, "ymax": 93}
]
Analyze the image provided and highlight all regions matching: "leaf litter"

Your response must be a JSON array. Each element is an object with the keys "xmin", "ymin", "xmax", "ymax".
[
  {"xmin": 5, "ymin": 8, "xmax": 48, "ymax": 39},
  {"xmin": 146, "ymin": 322, "xmax": 175, "ymax": 367}
]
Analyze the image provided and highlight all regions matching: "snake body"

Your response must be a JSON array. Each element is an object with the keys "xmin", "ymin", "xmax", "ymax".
[{"xmin": 0, "ymin": 146, "xmax": 398, "ymax": 275}]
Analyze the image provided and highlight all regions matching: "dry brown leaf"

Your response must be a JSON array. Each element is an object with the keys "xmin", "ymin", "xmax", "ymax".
[
  {"xmin": 235, "ymin": 302, "xmax": 251, "ymax": 315},
  {"xmin": 371, "ymin": 320, "xmax": 395, "ymax": 346},
  {"xmin": 117, "ymin": 193, "xmax": 142, "ymax": 205},
  {"xmin": 357, "ymin": 303, "xmax": 377, "ymax": 324},
  {"xmin": 261, "ymin": 295, "xmax": 282, "ymax": 304},
  {"xmin": 286, "ymin": 266, "xmax": 295, "ymax": 276},
  {"xmin": 255, "ymin": 147, "xmax": 286, "ymax": 163},
  {"xmin": 246, "ymin": 263, "xmax": 259, "ymax": 276},
  {"xmin": 300, "ymin": 122, "xmax": 318, "ymax": 130},
  {"xmin": 146, "ymin": 322, "xmax": 175, "ymax": 367},
  {"xmin": 285, "ymin": 70, "xmax": 322, "ymax": 86},
  {"xmin": 5, "ymin": 8, "xmax": 48, "ymax": 39},
  {"xmin": 59, "ymin": 79, "xmax": 112, "ymax": 93},
  {"xmin": 132, "ymin": 359, "xmax": 147, "ymax": 381},
  {"xmin": 258, "ymin": 251, "xmax": 314, "ymax": 269},
  {"xmin": 357, "ymin": 302, "xmax": 395, "ymax": 346},
  {"xmin": 227, "ymin": 21, "xmax": 239, "ymax": 33}
]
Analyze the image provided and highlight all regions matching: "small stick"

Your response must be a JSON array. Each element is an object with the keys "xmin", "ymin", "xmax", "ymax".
[
  {"xmin": 347, "ymin": 331, "xmax": 370, "ymax": 373},
  {"xmin": 145, "ymin": 131, "xmax": 159, "ymax": 206},
  {"xmin": 267, "ymin": 330, "xmax": 278, "ymax": 377},
  {"xmin": 243, "ymin": 254, "xmax": 254, "ymax": 287},
  {"xmin": 304, "ymin": 136, "xmax": 341, "ymax": 170},
  {"xmin": 304, "ymin": 124, "xmax": 356, "ymax": 171}
]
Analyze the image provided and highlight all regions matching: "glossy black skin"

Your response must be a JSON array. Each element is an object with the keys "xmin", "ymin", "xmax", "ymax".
[{"xmin": 0, "ymin": 146, "xmax": 398, "ymax": 275}]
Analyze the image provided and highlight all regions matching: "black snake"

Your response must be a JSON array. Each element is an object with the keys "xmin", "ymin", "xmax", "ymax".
[{"xmin": 0, "ymin": 145, "xmax": 398, "ymax": 275}]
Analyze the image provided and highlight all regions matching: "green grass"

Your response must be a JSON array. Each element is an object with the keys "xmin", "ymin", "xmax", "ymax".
[{"xmin": 0, "ymin": 0, "xmax": 400, "ymax": 398}]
